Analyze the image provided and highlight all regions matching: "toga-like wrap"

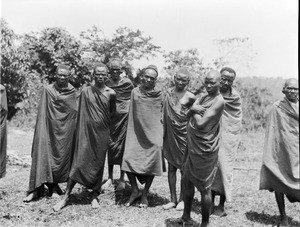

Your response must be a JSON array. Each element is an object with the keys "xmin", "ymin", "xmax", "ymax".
[
  {"xmin": 0, "ymin": 84, "xmax": 7, "ymax": 179},
  {"xmin": 106, "ymin": 78, "xmax": 134, "ymax": 165},
  {"xmin": 122, "ymin": 87, "xmax": 164, "ymax": 181},
  {"xmin": 184, "ymin": 94, "xmax": 223, "ymax": 191},
  {"xmin": 69, "ymin": 86, "xmax": 111, "ymax": 191},
  {"xmin": 28, "ymin": 83, "xmax": 77, "ymax": 193},
  {"xmin": 163, "ymin": 88, "xmax": 190, "ymax": 169},
  {"xmin": 259, "ymin": 97, "xmax": 299, "ymax": 202},
  {"xmin": 211, "ymin": 88, "xmax": 242, "ymax": 202}
]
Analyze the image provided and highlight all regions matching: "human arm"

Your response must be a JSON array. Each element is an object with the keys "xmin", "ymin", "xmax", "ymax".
[{"xmin": 192, "ymin": 97, "xmax": 224, "ymax": 129}]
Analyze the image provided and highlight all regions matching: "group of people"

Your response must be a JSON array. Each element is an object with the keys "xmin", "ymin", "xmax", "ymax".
[{"xmin": 0, "ymin": 58, "xmax": 298, "ymax": 227}]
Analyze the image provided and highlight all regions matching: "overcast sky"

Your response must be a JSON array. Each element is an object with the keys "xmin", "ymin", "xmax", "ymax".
[{"xmin": 1, "ymin": 0, "xmax": 298, "ymax": 78}]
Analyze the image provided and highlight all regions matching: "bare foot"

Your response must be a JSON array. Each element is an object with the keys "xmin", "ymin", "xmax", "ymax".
[
  {"xmin": 53, "ymin": 198, "xmax": 68, "ymax": 212},
  {"xmin": 162, "ymin": 202, "xmax": 176, "ymax": 210},
  {"xmin": 139, "ymin": 196, "xmax": 149, "ymax": 208},
  {"xmin": 23, "ymin": 192, "xmax": 38, "ymax": 202},
  {"xmin": 212, "ymin": 206, "xmax": 227, "ymax": 217},
  {"xmin": 116, "ymin": 180, "xmax": 126, "ymax": 191},
  {"xmin": 125, "ymin": 190, "xmax": 142, "ymax": 207},
  {"xmin": 91, "ymin": 198, "xmax": 100, "ymax": 209},
  {"xmin": 278, "ymin": 218, "xmax": 290, "ymax": 227},
  {"xmin": 176, "ymin": 201, "xmax": 184, "ymax": 211},
  {"xmin": 101, "ymin": 179, "xmax": 113, "ymax": 191}
]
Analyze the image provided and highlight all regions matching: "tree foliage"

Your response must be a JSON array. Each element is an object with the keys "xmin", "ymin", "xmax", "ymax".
[{"xmin": 1, "ymin": 18, "xmax": 25, "ymax": 119}]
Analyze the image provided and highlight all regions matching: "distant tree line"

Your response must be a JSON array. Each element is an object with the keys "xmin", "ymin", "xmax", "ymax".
[{"xmin": 1, "ymin": 18, "xmax": 276, "ymax": 131}]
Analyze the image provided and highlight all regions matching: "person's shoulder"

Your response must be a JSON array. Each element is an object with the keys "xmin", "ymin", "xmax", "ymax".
[
  {"xmin": 121, "ymin": 77, "xmax": 134, "ymax": 85},
  {"xmin": 185, "ymin": 90, "xmax": 196, "ymax": 100},
  {"xmin": 105, "ymin": 86, "xmax": 116, "ymax": 96},
  {"xmin": 0, "ymin": 84, "xmax": 5, "ymax": 90},
  {"xmin": 231, "ymin": 88, "xmax": 241, "ymax": 99}
]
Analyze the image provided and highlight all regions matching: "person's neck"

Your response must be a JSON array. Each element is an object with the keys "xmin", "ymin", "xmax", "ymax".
[
  {"xmin": 95, "ymin": 82, "xmax": 106, "ymax": 90},
  {"xmin": 174, "ymin": 87, "xmax": 186, "ymax": 93},
  {"xmin": 220, "ymin": 87, "xmax": 231, "ymax": 96},
  {"xmin": 111, "ymin": 76, "xmax": 121, "ymax": 83},
  {"xmin": 141, "ymin": 84, "xmax": 154, "ymax": 91}
]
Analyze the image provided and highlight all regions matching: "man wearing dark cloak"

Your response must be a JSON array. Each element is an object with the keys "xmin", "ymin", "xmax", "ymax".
[
  {"xmin": 177, "ymin": 70, "xmax": 225, "ymax": 227},
  {"xmin": 23, "ymin": 65, "xmax": 77, "ymax": 202},
  {"xmin": 259, "ymin": 78, "xmax": 299, "ymax": 227},
  {"xmin": 54, "ymin": 63, "xmax": 116, "ymax": 211},
  {"xmin": 162, "ymin": 68, "xmax": 196, "ymax": 211},
  {"xmin": 102, "ymin": 58, "xmax": 134, "ymax": 191},
  {"xmin": 211, "ymin": 67, "xmax": 242, "ymax": 217},
  {"xmin": 122, "ymin": 65, "xmax": 164, "ymax": 208},
  {"xmin": 0, "ymin": 84, "xmax": 8, "ymax": 179}
]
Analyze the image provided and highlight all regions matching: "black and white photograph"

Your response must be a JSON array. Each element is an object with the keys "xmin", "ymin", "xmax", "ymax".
[{"xmin": 0, "ymin": 0, "xmax": 298, "ymax": 226}]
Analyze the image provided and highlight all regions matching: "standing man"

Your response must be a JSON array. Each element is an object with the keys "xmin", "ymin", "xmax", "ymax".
[
  {"xmin": 54, "ymin": 63, "xmax": 116, "ymax": 211},
  {"xmin": 178, "ymin": 70, "xmax": 225, "ymax": 227},
  {"xmin": 122, "ymin": 65, "xmax": 164, "ymax": 208},
  {"xmin": 211, "ymin": 67, "xmax": 242, "ymax": 216},
  {"xmin": 102, "ymin": 58, "xmax": 134, "ymax": 191},
  {"xmin": 23, "ymin": 65, "xmax": 78, "ymax": 202},
  {"xmin": 0, "ymin": 84, "xmax": 8, "ymax": 179},
  {"xmin": 260, "ymin": 78, "xmax": 299, "ymax": 227},
  {"xmin": 162, "ymin": 68, "xmax": 196, "ymax": 210}
]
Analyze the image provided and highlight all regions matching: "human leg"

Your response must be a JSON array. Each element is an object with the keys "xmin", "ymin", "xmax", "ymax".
[
  {"xmin": 200, "ymin": 188, "xmax": 212, "ymax": 227},
  {"xmin": 181, "ymin": 176, "xmax": 195, "ymax": 222},
  {"xmin": 125, "ymin": 172, "xmax": 142, "ymax": 206},
  {"xmin": 163, "ymin": 163, "xmax": 177, "ymax": 210},
  {"xmin": 116, "ymin": 169, "xmax": 126, "ymax": 191},
  {"xmin": 53, "ymin": 179, "xmax": 76, "ymax": 211},
  {"xmin": 139, "ymin": 175, "xmax": 154, "ymax": 208},
  {"xmin": 275, "ymin": 191, "xmax": 289, "ymax": 226},
  {"xmin": 102, "ymin": 164, "xmax": 114, "ymax": 190},
  {"xmin": 176, "ymin": 169, "xmax": 185, "ymax": 211}
]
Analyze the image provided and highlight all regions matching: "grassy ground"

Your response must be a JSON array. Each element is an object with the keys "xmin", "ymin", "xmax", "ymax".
[{"xmin": 0, "ymin": 125, "xmax": 299, "ymax": 227}]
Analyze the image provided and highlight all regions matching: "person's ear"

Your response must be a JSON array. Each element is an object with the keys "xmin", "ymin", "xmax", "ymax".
[{"xmin": 282, "ymin": 87, "xmax": 286, "ymax": 94}]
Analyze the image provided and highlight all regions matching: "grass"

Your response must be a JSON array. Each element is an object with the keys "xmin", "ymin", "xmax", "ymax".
[{"xmin": 0, "ymin": 125, "xmax": 299, "ymax": 227}]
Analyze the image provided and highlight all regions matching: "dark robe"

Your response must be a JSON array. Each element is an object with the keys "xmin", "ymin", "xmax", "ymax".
[
  {"xmin": 211, "ymin": 88, "xmax": 242, "ymax": 202},
  {"xmin": 184, "ymin": 93, "xmax": 224, "ymax": 191},
  {"xmin": 69, "ymin": 86, "xmax": 111, "ymax": 191},
  {"xmin": 0, "ymin": 84, "xmax": 7, "ymax": 179},
  {"xmin": 122, "ymin": 86, "xmax": 164, "ymax": 182},
  {"xmin": 106, "ymin": 78, "xmax": 134, "ymax": 165},
  {"xmin": 260, "ymin": 97, "xmax": 299, "ymax": 202},
  {"xmin": 28, "ymin": 83, "xmax": 77, "ymax": 193},
  {"xmin": 163, "ymin": 88, "xmax": 191, "ymax": 169}
]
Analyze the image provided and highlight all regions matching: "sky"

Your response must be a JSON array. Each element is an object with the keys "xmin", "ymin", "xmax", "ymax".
[{"xmin": 0, "ymin": 0, "xmax": 298, "ymax": 78}]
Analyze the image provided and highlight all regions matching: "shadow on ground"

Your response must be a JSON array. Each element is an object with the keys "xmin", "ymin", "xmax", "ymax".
[{"xmin": 245, "ymin": 210, "xmax": 300, "ymax": 227}]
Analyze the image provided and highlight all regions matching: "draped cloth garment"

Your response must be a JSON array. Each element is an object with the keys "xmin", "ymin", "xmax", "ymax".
[
  {"xmin": 259, "ymin": 97, "xmax": 299, "ymax": 202},
  {"xmin": 28, "ymin": 83, "xmax": 77, "ymax": 193},
  {"xmin": 211, "ymin": 88, "xmax": 242, "ymax": 202},
  {"xmin": 69, "ymin": 86, "xmax": 111, "ymax": 191},
  {"xmin": 106, "ymin": 78, "xmax": 134, "ymax": 165},
  {"xmin": 184, "ymin": 93, "xmax": 223, "ymax": 191},
  {"xmin": 122, "ymin": 87, "xmax": 164, "ymax": 181},
  {"xmin": 163, "ymin": 88, "xmax": 190, "ymax": 169},
  {"xmin": 0, "ymin": 84, "xmax": 7, "ymax": 178}
]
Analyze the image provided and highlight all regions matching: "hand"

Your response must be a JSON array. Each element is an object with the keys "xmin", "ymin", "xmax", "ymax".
[{"xmin": 190, "ymin": 104, "xmax": 206, "ymax": 116}]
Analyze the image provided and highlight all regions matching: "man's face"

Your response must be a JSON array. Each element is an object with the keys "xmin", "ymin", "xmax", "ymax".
[
  {"xmin": 56, "ymin": 68, "xmax": 69, "ymax": 88},
  {"xmin": 283, "ymin": 80, "xmax": 298, "ymax": 102},
  {"xmin": 204, "ymin": 74, "xmax": 220, "ymax": 95},
  {"xmin": 220, "ymin": 70, "xmax": 235, "ymax": 92},
  {"xmin": 142, "ymin": 69, "xmax": 157, "ymax": 89},
  {"xmin": 94, "ymin": 66, "xmax": 108, "ymax": 85},
  {"xmin": 174, "ymin": 73, "xmax": 189, "ymax": 91},
  {"xmin": 109, "ymin": 68, "xmax": 122, "ymax": 81}
]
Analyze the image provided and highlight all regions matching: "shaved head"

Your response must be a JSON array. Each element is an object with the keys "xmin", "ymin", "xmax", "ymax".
[
  {"xmin": 177, "ymin": 67, "xmax": 191, "ymax": 78},
  {"xmin": 206, "ymin": 70, "xmax": 221, "ymax": 82},
  {"xmin": 284, "ymin": 78, "xmax": 298, "ymax": 88}
]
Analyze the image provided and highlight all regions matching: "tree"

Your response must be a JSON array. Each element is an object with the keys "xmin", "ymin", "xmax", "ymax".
[
  {"xmin": 20, "ymin": 27, "xmax": 89, "ymax": 87},
  {"xmin": 80, "ymin": 26, "xmax": 161, "ymax": 63},
  {"xmin": 163, "ymin": 49, "xmax": 210, "ymax": 94},
  {"xmin": 1, "ymin": 18, "xmax": 25, "ymax": 119}
]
